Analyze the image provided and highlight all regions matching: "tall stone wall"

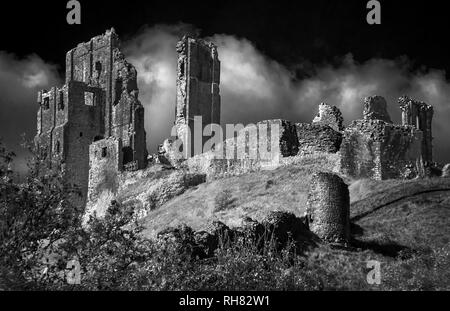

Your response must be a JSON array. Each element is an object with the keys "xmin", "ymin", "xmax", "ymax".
[
  {"xmin": 175, "ymin": 36, "xmax": 221, "ymax": 158},
  {"xmin": 399, "ymin": 96, "xmax": 433, "ymax": 164},
  {"xmin": 35, "ymin": 29, "xmax": 148, "ymax": 210},
  {"xmin": 85, "ymin": 137, "xmax": 123, "ymax": 222}
]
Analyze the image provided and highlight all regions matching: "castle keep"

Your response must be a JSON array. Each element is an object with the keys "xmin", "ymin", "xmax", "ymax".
[{"xmin": 35, "ymin": 29, "xmax": 148, "ymax": 208}]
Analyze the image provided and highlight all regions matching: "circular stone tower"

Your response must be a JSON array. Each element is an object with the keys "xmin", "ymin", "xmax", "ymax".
[{"xmin": 306, "ymin": 172, "xmax": 350, "ymax": 244}]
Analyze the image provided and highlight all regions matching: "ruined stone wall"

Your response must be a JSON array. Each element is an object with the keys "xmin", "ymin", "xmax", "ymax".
[
  {"xmin": 295, "ymin": 123, "xmax": 342, "ymax": 155},
  {"xmin": 111, "ymin": 49, "xmax": 148, "ymax": 170},
  {"xmin": 184, "ymin": 119, "xmax": 298, "ymax": 178},
  {"xmin": 340, "ymin": 119, "xmax": 422, "ymax": 180},
  {"xmin": 363, "ymin": 96, "xmax": 392, "ymax": 123},
  {"xmin": 175, "ymin": 36, "xmax": 220, "ymax": 158},
  {"xmin": 85, "ymin": 137, "xmax": 123, "ymax": 222},
  {"xmin": 36, "ymin": 29, "xmax": 148, "ymax": 210},
  {"xmin": 65, "ymin": 28, "xmax": 119, "ymax": 137},
  {"xmin": 399, "ymin": 96, "xmax": 433, "ymax": 164},
  {"xmin": 306, "ymin": 172, "xmax": 350, "ymax": 244},
  {"xmin": 312, "ymin": 103, "xmax": 344, "ymax": 132}
]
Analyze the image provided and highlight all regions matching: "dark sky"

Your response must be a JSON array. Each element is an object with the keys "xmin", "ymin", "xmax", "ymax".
[{"xmin": 1, "ymin": 0, "xmax": 449, "ymax": 76}]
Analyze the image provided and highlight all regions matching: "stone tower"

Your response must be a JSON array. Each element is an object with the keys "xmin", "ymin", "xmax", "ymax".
[
  {"xmin": 35, "ymin": 29, "xmax": 148, "ymax": 209},
  {"xmin": 399, "ymin": 96, "xmax": 434, "ymax": 164},
  {"xmin": 175, "ymin": 36, "xmax": 221, "ymax": 158}
]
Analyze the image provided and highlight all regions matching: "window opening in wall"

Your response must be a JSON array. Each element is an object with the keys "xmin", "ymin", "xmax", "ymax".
[
  {"xmin": 101, "ymin": 147, "xmax": 107, "ymax": 158},
  {"xmin": 85, "ymin": 92, "xmax": 95, "ymax": 106},
  {"xmin": 43, "ymin": 97, "xmax": 50, "ymax": 110},
  {"xmin": 122, "ymin": 146, "xmax": 133, "ymax": 165},
  {"xmin": 79, "ymin": 132, "xmax": 83, "ymax": 137},
  {"xmin": 58, "ymin": 92, "xmax": 64, "ymax": 110},
  {"xmin": 56, "ymin": 141, "xmax": 60, "ymax": 154}
]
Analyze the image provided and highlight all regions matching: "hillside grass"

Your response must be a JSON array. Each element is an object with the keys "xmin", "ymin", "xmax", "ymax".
[{"xmin": 140, "ymin": 153, "xmax": 340, "ymax": 238}]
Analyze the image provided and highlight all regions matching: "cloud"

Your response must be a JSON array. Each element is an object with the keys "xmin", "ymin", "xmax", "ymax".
[
  {"xmin": 0, "ymin": 51, "xmax": 61, "ymax": 173},
  {"xmin": 124, "ymin": 24, "xmax": 450, "ymax": 163}
]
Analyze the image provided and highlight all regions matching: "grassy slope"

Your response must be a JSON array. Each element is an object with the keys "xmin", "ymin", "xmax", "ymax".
[
  {"xmin": 140, "ymin": 154, "xmax": 340, "ymax": 238},
  {"xmin": 139, "ymin": 156, "xmax": 450, "ymax": 256}
]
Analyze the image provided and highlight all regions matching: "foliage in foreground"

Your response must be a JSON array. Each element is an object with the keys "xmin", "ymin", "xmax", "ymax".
[{"xmin": 0, "ymin": 140, "xmax": 449, "ymax": 291}]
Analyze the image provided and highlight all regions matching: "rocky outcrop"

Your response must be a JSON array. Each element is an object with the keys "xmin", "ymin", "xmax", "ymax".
[{"xmin": 156, "ymin": 212, "xmax": 317, "ymax": 259}]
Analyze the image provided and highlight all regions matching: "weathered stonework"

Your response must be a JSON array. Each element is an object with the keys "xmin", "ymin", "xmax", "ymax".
[
  {"xmin": 399, "ymin": 96, "xmax": 434, "ymax": 164},
  {"xmin": 295, "ymin": 123, "xmax": 342, "ymax": 155},
  {"xmin": 340, "ymin": 119, "xmax": 423, "ymax": 180},
  {"xmin": 35, "ymin": 29, "xmax": 148, "ymax": 210},
  {"xmin": 175, "ymin": 36, "xmax": 221, "ymax": 158},
  {"xmin": 306, "ymin": 172, "xmax": 350, "ymax": 244},
  {"xmin": 442, "ymin": 164, "xmax": 450, "ymax": 177},
  {"xmin": 185, "ymin": 119, "xmax": 299, "ymax": 179},
  {"xmin": 312, "ymin": 103, "xmax": 344, "ymax": 132},
  {"xmin": 84, "ymin": 137, "xmax": 123, "ymax": 222},
  {"xmin": 363, "ymin": 96, "xmax": 392, "ymax": 123}
]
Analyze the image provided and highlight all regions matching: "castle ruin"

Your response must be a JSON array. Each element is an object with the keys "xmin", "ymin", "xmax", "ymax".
[
  {"xmin": 340, "ymin": 96, "xmax": 427, "ymax": 180},
  {"xmin": 35, "ymin": 28, "xmax": 148, "ymax": 208},
  {"xmin": 34, "ymin": 29, "xmax": 437, "ymax": 215}
]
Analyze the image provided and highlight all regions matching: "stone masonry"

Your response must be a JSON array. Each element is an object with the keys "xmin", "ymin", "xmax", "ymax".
[
  {"xmin": 363, "ymin": 96, "xmax": 392, "ymax": 123},
  {"xmin": 35, "ymin": 29, "xmax": 148, "ymax": 209},
  {"xmin": 175, "ymin": 36, "xmax": 221, "ymax": 158},
  {"xmin": 312, "ymin": 103, "xmax": 344, "ymax": 132},
  {"xmin": 340, "ymin": 96, "xmax": 423, "ymax": 180},
  {"xmin": 399, "ymin": 96, "xmax": 434, "ymax": 165},
  {"xmin": 306, "ymin": 172, "xmax": 350, "ymax": 244}
]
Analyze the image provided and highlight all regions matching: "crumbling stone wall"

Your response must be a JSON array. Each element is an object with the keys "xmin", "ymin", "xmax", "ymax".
[
  {"xmin": 185, "ymin": 119, "xmax": 299, "ymax": 179},
  {"xmin": 295, "ymin": 123, "xmax": 342, "ymax": 155},
  {"xmin": 306, "ymin": 172, "xmax": 350, "ymax": 244},
  {"xmin": 175, "ymin": 36, "xmax": 221, "ymax": 158},
  {"xmin": 399, "ymin": 96, "xmax": 434, "ymax": 164},
  {"xmin": 312, "ymin": 103, "xmax": 344, "ymax": 132},
  {"xmin": 363, "ymin": 96, "xmax": 392, "ymax": 123},
  {"xmin": 85, "ymin": 137, "xmax": 123, "ymax": 222},
  {"xmin": 340, "ymin": 119, "xmax": 423, "ymax": 180},
  {"xmin": 35, "ymin": 29, "xmax": 148, "ymax": 210}
]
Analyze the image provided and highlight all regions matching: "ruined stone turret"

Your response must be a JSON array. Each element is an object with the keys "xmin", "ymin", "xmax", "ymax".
[
  {"xmin": 306, "ymin": 172, "xmax": 350, "ymax": 244},
  {"xmin": 399, "ymin": 96, "xmax": 433, "ymax": 164},
  {"xmin": 312, "ymin": 103, "xmax": 344, "ymax": 132},
  {"xmin": 363, "ymin": 96, "xmax": 392, "ymax": 123},
  {"xmin": 175, "ymin": 36, "xmax": 221, "ymax": 158},
  {"xmin": 340, "ymin": 96, "xmax": 424, "ymax": 180}
]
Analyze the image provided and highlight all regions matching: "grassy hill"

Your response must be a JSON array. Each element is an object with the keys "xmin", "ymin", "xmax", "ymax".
[{"xmin": 132, "ymin": 157, "xmax": 450, "ymax": 290}]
